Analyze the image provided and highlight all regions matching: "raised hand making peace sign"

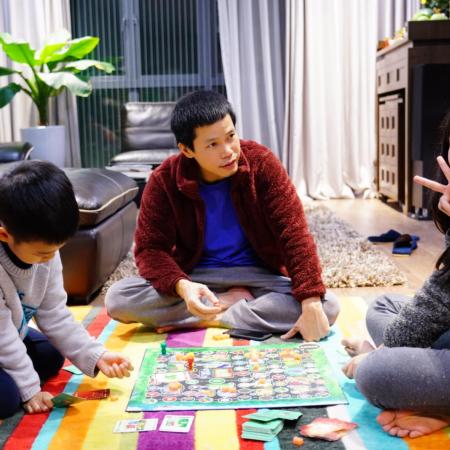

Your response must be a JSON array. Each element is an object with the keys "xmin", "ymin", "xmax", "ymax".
[{"xmin": 414, "ymin": 150, "xmax": 450, "ymax": 217}]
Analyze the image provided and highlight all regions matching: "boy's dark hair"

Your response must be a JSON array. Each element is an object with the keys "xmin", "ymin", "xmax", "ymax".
[
  {"xmin": 170, "ymin": 90, "xmax": 236, "ymax": 150},
  {"xmin": 0, "ymin": 161, "xmax": 79, "ymax": 244},
  {"xmin": 431, "ymin": 111, "xmax": 450, "ymax": 275}
]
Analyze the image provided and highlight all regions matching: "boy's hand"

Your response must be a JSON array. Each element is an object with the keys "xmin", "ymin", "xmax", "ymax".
[
  {"xmin": 96, "ymin": 352, "xmax": 133, "ymax": 378},
  {"xmin": 281, "ymin": 297, "xmax": 330, "ymax": 341},
  {"xmin": 175, "ymin": 279, "xmax": 222, "ymax": 320},
  {"xmin": 23, "ymin": 391, "xmax": 53, "ymax": 414}
]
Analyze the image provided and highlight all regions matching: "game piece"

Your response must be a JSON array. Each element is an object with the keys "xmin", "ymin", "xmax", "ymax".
[
  {"xmin": 186, "ymin": 354, "xmax": 194, "ymax": 371},
  {"xmin": 292, "ymin": 436, "xmax": 304, "ymax": 446},
  {"xmin": 113, "ymin": 418, "xmax": 158, "ymax": 433},
  {"xmin": 63, "ymin": 365, "xmax": 83, "ymax": 375},
  {"xmin": 168, "ymin": 382, "xmax": 183, "ymax": 392},
  {"xmin": 127, "ymin": 343, "xmax": 347, "ymax": 412},
  {"xmin": 300, "ymin": 418, "xmax": 357, "ymax": 441},
  {"xmin": 52, "ymin": 393, "xmax": 84, "ymax": 408},
  {"xmin": 161, "ymin": 342, "xmax": 167, "ymax": 355},
  {"xmin": 159, "ymin": 415, "xmax": 194, "ymax": 433},
  {"xmin": 213, "ymin": 333, "xmax": 230, "ymax": 341},
  {"xmin": 74, "ymin": 388, "xmax": 110, "ymax": 400}
]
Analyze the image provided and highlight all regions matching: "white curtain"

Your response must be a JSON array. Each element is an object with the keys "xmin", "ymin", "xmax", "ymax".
[
  {"xmin": 0, "ymin": 0, "xmax": 81, "ymax": 166},
  {"xmin": 217, "ymin": 0, "xmax": 285, "ymax": 158},
  {"xmin": 378, "ymin": 0, "xmax": 419, "ymax": 40},
  {"xmin": 284, "ymin": 0, "xmax": 378, "ymax": 199},
  {"xmin": 219, "ymin": 0, "xmax": 419, "ymax": 199}
]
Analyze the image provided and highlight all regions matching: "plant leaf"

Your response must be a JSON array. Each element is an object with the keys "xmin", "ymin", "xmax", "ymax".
[
  {"xmin": 63, "ymin": 59, "xmax": 114, "ymax": 74},
  {"xmin": 0, "ymin": 33, "xmax": 37, "ymax": 65},
  {"xmin": 37, "ymin": 29, "xmax": 71, "ymax": 63},
  {"xmin": 0, "ymin": 66, "xmax": 18, "ymax": 76},
  {"xmin": 0, "ymin": 82, "xmax": 21, "ymax": 107},
  {"xmin": 38, "ymin": 72, "xmax": 92, "ymax": 97},
  {"xmin": 44, "ymin": 36, "xmax": 99, "ymax": 63}
]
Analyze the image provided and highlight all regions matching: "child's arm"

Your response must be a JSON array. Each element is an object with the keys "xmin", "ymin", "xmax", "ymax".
[
  {"xmin": 383, "ymin": 271, "xmax": 450, "ymax": 348},
  {"xmin": 35, "ymin": 254, "xmax": 122, "ymax": 377}
]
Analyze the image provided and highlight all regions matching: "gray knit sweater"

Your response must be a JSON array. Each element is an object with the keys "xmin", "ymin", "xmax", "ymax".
[
  {"xmin": 384, "ymin": 233, "xmax": 450, "ymax": 348},
  {"xmin": 0, "ymin": 245, "xmax": 105, "ymax": 401}
]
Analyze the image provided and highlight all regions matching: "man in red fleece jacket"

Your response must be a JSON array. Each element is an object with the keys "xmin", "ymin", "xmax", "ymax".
[{"xmin": 105, "ymin": 90, "xmax": 339, "ymax": 341}]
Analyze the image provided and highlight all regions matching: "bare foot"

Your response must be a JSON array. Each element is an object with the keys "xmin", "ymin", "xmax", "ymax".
[
  {"xmin": 377, "ymin": 410, "xmax": 450, "ymax": 439},
  {"xmin": 341, "ymin": 337, "xmax": 375, "ymax": 356},
  {"xmin": 342, "ymin": 352, "xmax": 370, "ymax": 379},
  {"xmin": 217, "ymin": 286, "xmax": 254, "ymax": 310},
  {"xmin": 155, "ymin": 315, "xmax": 224, "ymax": 334}
]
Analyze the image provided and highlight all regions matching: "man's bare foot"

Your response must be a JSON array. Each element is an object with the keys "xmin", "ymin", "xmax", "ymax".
[
  {"xmin": 377, "ymin": 410, "xmax": 450, "ymax": 439},
  {"xmin": 341, "ymin": 337, "xmax": 375, "ymax": 356},
  {"xmin": 217, "ymin": 287, "xmax": 254, "ymax": 310},
  {"xmin": 155, "ymin": 315, "xmax": 224, "ymax": 334}
]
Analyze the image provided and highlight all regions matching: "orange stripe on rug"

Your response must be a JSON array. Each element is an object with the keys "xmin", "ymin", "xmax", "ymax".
[{"xmin": 405, "ymin": 427, "xmax": 450, "ymax": 450}]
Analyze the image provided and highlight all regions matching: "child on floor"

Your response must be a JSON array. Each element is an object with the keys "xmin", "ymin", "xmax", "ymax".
[
  {"xmin": 0, "ymin": 161, "xmax": 133, "ymax": 419},
  {"xmin": 341, "ymin": 113, "xmax": 450, "ymax": 439}
]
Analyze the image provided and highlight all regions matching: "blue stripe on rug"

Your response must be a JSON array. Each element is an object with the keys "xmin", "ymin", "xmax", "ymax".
[{"xmin": 31, "ymin": 319, "xmax": 119, "ymax": 450}]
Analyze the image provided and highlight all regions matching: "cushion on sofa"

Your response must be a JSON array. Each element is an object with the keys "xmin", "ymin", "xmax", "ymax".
[{"xmin": 63, "ymin": 168, "xmax": 138, "ymax": 227}]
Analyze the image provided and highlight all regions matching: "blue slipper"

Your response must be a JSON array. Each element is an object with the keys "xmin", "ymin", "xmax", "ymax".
[
  {"xmin": 368, "ymin": 229, "xmax": 401, "ymax": 243},
  {"xmin": 392, "ymin": 234, "xmax": 420, "ymax": 255}
]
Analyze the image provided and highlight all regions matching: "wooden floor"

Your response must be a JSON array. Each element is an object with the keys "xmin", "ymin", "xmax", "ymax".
[{"xmin": 323, "ymin": 198, "xmax": 442, "ymax": 305}]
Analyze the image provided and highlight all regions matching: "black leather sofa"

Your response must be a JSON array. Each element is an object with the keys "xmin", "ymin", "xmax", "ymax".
[{"xmin": 0, "ymin": 142, "xmax": 138, "ymax": 304}]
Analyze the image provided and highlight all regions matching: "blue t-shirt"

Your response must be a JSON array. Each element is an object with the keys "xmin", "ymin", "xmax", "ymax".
[{"xmin": 197, "ymin": 178, "xmax": 260, "ymax": 268}]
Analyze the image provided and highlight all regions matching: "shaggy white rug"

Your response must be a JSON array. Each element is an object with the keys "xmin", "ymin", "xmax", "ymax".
[{"xmin": 102, "ymin": 205, "xmax": 406, "ymax": 293}]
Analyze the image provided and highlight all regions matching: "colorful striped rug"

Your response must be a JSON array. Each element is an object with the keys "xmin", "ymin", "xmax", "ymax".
[{"xmin": 0, "ymin": 297, "xmax": 448, "ymax": 450}]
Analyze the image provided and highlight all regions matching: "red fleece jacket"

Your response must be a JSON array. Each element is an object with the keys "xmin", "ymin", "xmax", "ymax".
[{"xmin": 135, "ymin": 140, "xmax": 326, "ymax": 302}]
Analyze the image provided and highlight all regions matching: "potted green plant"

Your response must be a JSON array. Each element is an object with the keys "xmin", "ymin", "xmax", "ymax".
[{"xmin": 0, "ymin": 29, "xmax": 114, "ymax": 165}]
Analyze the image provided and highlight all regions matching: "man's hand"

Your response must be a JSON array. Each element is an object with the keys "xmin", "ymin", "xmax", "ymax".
[
  {"xmin": 175, "ymin": 279, "xmax": 221, "ymax": 320},
  {"xmin": 414, "ymin": 150, "xmax": 450, "ymax": 217},
  {"xmin": 23, "ymin": 391, "xmax": 53, "ymax": 414},
  {"xmin": 281, "ymin": 297, "xmax": 330, "ymax": 341},
  {"xmin": 96, "ymin": 352, "xmax": 134, "ymax": 378}
]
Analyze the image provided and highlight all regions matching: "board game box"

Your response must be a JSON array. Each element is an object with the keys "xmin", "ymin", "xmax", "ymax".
[{"xmin": 127, "ymin": 342, "xmax": 347, "ymax": 411}]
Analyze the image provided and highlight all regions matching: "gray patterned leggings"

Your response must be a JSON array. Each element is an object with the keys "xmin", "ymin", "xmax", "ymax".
[{"xmin": 355, "ymin": 294, "xmax": 450, "ymax": 415}]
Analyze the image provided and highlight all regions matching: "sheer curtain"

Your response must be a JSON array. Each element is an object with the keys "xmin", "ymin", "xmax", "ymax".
[
  {"xmin": 219, "ymin": 0, "xmax": 419, "ymax": 198},
  {"xmin": 217, "ymin": 0, "xmax": 285, "ymax": 158},
  {"xmin": 0, "ymin": 0, "xmax": 81, "ymax": 166}
]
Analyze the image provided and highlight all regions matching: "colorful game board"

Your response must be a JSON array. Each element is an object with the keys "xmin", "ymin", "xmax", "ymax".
[{"xmin": 127, "ymin": 342, "xmax": 347, "ymax": 411}]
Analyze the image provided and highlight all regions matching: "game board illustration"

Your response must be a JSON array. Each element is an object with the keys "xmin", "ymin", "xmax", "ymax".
[{"xmin": 127, "ymin": 343, "xmax": 347, "ymax": 411}]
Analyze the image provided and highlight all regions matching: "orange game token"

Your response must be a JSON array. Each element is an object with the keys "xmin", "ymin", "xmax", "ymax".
[
  {"xmin": 168, "ymin": 382, "xmax": 182, "ymax": 392},
  {"xmin": 292, "ymin": 436, "xmax": 304, "ymax": 446}
]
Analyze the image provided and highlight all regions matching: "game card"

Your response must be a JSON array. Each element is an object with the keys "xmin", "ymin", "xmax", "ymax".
[
  {"xmin": 159, "ymin": 415, "xmax": 194, "ymax": 433},
  {"xmin": 52, "ymin": 393, "xmax": 84, "ymax": 408},
  {"xmin": 114, "ymin": 419, "xmax": 158, "ymax": 433},
  {"xmin": 74, "ymin": 389, "xmax": 110, "ymax": 400}
]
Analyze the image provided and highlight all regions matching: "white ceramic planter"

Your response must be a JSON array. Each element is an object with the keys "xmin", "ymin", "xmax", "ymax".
[{"xmin": 20, "ymin": 125, "xmax": 66, "ymax": 167}]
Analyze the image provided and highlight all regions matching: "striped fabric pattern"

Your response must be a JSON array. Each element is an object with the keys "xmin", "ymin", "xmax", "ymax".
[{"xmin": 0, "ymin": 298, "xmax": 448, "ymax": 450}]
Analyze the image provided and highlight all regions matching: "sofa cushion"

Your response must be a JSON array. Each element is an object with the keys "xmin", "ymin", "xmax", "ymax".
[{"xmin": 64, "ymin": 168, "xmax": 138, "ymax": 227}]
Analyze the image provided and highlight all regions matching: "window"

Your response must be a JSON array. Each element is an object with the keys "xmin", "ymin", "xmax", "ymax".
[{"xmin": 70, "ymin": 0, "xmax": 225, "ymax": 167}]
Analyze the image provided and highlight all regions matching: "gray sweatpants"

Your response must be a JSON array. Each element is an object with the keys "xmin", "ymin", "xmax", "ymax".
[
  {"xmin": 105, "ymin": 266, "xmax": 339, "ymax": 333},
  {"xmin": 355, "ymin": 294, "xmax": 450, "ymax": 415}
]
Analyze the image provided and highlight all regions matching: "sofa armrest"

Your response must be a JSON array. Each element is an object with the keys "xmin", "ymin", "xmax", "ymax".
[{"xmin": 0, "ymin": 142, "xmax": 33, "ymax": 163}]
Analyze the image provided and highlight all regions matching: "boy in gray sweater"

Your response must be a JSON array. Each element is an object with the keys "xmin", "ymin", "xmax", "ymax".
[{"xmin": 0, "ymin": 161, "xmax": 132, "ymax": 418}]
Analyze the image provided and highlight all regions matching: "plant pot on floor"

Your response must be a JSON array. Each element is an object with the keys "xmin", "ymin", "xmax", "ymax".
[{"xmin": 20, "ymin": 125, "xmax": 66, "ymax": 167}]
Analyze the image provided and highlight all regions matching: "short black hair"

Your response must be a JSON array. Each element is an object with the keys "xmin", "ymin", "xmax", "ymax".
[
  {"xmin": 0, "ymin": 160, "xmax": 79, "ymax": 244},
  {"xmin": 170, "ymin": 90, "xmax": 236, "ymax": 150}
]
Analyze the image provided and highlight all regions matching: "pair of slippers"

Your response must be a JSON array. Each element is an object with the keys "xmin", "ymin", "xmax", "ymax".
[{"xmin": 368, "ymin": 229, "xmax": 420, "ymax": 255}]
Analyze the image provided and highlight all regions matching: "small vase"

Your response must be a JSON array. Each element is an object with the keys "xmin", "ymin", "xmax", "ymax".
[{"xmin": 20, "ymin": 125, "xmax": 66, "ymax": 167}]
